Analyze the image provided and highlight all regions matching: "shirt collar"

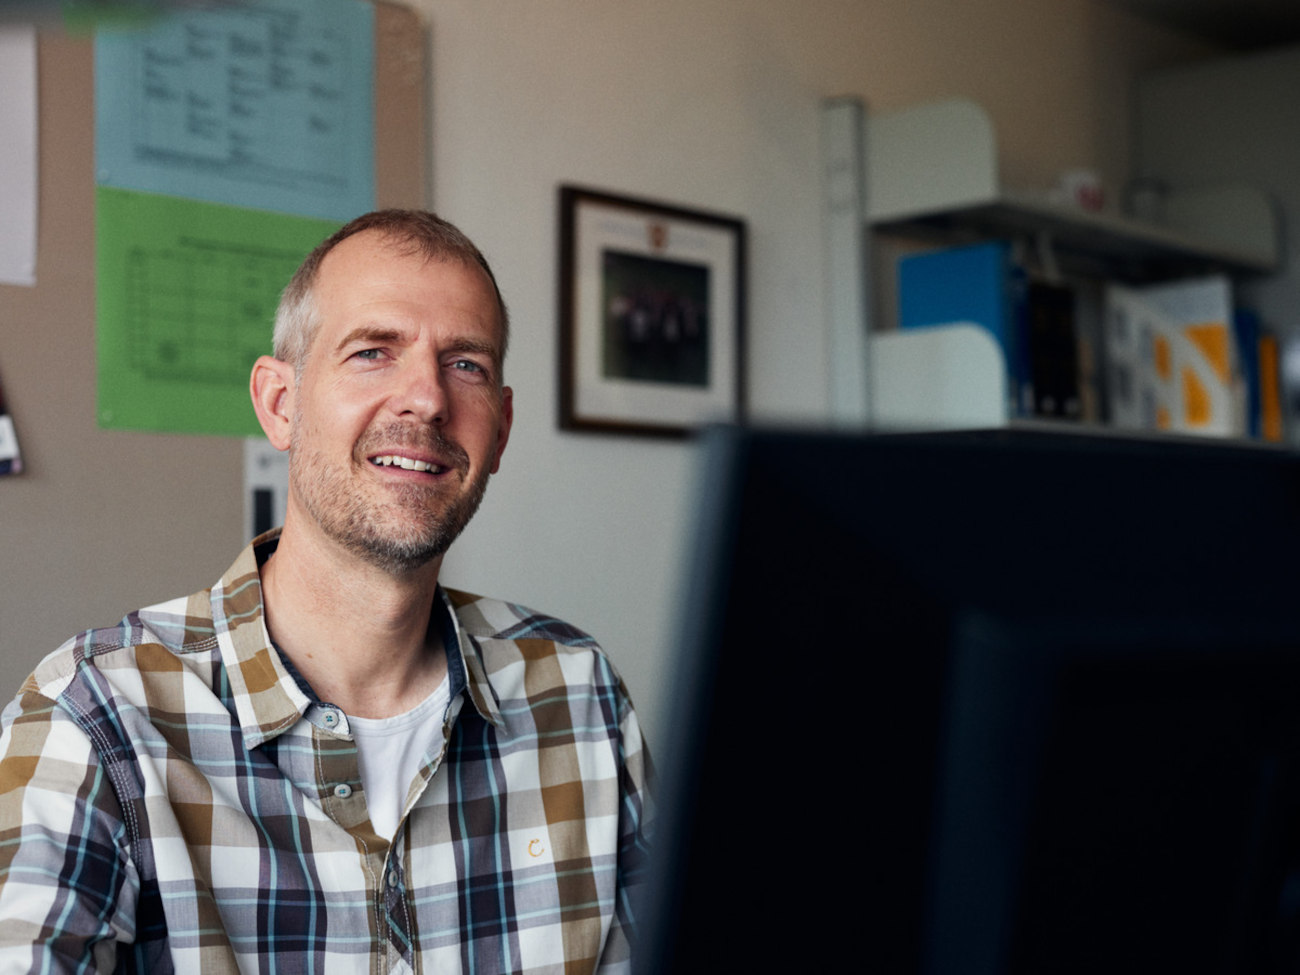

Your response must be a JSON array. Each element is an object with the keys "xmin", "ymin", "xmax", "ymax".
[
  {"xmin": 211, "ymin": 529, "xmax": 504, "ymax": 749},
  {"xmin": 435, "ymin": 586, "xmax": 505, "ymax": 729}
]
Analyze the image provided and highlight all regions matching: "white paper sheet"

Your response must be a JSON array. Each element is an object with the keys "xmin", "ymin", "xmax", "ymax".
[{"xmin": 0, "ymin": 25, "xmax": 38, "ymax": 287}]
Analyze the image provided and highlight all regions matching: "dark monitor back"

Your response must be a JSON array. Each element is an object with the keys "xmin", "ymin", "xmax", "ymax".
[{"xmin": 638, "ymin": 426, "xmax": 1300, "ymax": 975}]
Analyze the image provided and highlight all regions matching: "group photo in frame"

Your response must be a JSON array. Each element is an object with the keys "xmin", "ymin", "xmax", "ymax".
[{"xmin": 558, "ymin": 185, "xmax": 747, "ymax": 436}]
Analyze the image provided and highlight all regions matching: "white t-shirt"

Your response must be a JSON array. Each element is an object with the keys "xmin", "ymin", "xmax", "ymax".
[{"xmin": 348, "ymin": 676, "xmax": 451, "ymax": 840}]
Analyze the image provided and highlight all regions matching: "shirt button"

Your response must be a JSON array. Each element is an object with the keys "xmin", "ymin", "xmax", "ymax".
[
  {"xmin": 322, "ymin": 709, "xmax": 340, "ymax": 728},
  {"xmin": 388, "ymin": 870, "xmax": 400, "ymax": 888},
  {"xmin": 333, "ymin": 783, "xmax": 353, "ymax": 799}
]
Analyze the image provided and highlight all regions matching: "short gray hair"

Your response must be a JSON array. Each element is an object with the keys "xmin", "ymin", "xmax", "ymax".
[{"xmin": 272, "ymin": 209, "xmax": 509, "ymax": 372}]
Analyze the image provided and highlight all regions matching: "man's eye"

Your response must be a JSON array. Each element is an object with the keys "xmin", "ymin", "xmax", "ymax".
[
  {"xmin": 452, "ymin": 359, "xmax": 484, "ymax": 373},
  {"xmin": 354, "ymin": 349, "xmax": 382, "ymax": 360}
]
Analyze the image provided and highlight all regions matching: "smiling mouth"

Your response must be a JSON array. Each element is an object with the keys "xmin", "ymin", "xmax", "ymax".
[{"xmin": 370, "ymin": 454, "xmax": 449, "ymax": 474}]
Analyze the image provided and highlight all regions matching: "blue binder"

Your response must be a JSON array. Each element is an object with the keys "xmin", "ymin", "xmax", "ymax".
[{"xmin": 897, "ymin": 240, "xmax": 1030, "ymax": 416}]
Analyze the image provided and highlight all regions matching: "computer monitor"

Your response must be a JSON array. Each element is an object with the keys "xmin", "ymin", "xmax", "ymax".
[{"xmin": 637, "ymin": 426, "xmax": 1300, "ymax": 975}]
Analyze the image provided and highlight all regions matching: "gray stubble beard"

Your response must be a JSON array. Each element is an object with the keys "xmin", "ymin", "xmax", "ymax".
[{"xmin": 289, "ymin": 419, "xmax": 491, "ymax": 576}]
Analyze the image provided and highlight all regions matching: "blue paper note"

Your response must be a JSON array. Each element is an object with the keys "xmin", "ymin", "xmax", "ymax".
[{"xmin": 95, "ymin": 0, "xmax": 374, "ymax": 222}]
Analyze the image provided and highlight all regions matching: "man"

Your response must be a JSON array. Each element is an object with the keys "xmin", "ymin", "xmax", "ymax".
[{"xmin": 0, "ymin": 210, "xmax": 651, "ymax": 973}]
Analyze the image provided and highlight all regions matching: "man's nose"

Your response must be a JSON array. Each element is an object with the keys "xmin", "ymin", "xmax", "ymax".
[{"xmin": 392, "ymin": 355, "xmax": 448, "ymax": 424}]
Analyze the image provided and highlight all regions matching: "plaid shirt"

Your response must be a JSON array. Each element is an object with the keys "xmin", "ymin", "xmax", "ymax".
[{"xmin": 0, "ymin": 533, "xmax": 651, "ymax": 973}]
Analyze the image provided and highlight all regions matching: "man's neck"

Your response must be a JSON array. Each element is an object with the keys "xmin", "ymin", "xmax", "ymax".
[{"xmin": 259, "ymin": 523, "xmax": 449, "ymax": 719}]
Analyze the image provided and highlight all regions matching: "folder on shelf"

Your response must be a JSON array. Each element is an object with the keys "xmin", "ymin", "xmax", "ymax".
[
  {"xmin": 1025, "ymin": 280, "xmax": 1081, "ymax": 420},
  {"xmin": 897, "ymin": 240, "xmax": 1031, "ymax": 418},
  {"xmin": 1103, "ymin": 275, "xmax": 1241, "ymax": 437},
  {"xmin": 870, "ymin": 324, "xmax": 1008, "ymax": 430},
  {"xmin": 1258, "ymin": 332, "xmax": 1284, "ymax": 443}
]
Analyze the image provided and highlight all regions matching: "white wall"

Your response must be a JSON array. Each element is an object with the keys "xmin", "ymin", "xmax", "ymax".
[
  {"xmin": 424, "ymin": 3, "xmax": 838, "ymax": 738},
  {"xmin": 412, "ymin": 0, "xmax": 1214, "ymax": 739}
]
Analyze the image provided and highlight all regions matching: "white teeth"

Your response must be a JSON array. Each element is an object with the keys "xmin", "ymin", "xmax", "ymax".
[{"xmin": 372, "ymin": 455, "xmax": 442, "ymax": 473}]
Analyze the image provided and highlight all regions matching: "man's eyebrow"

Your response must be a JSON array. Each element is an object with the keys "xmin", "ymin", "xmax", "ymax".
[
  {"xmin": 333, "ymin": 329, "xmax": 503, "ymax": 366},
  {"xmin": 445, "ymin": 337, "xmax": 502, "ymax": 361},
  {"xmin": 333, "ymin": 326, "xmax": 405, "ymax": 353}
]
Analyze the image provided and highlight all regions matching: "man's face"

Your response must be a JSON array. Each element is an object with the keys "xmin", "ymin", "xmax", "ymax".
[{"xmin": 284, "ymin": 230, "xmax": 512, "ymax": 574}]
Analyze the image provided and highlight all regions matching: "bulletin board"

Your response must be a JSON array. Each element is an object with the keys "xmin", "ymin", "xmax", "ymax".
[{"xmin": 0, "ymin": 1, "xmax": 427, "ymax": 692}]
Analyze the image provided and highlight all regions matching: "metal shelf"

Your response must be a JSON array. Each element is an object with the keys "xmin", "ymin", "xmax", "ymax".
[
  {"xmin": 866, "ymin": 98, "xmax": 1279, "ymax": 282},
  {"xmin": 873, "ymin": 190, "xmax": 1277, "ymax": 281}
]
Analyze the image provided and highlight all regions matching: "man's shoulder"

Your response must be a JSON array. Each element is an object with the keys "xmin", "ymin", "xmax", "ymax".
[
  {"xmin": 443, "ymin": 589, "xmax": 600, "ymax": 651},
  {"xmin": 441, "ymin": 588, "xmax": 632, "ymax": 699},
  {"xmin": 440, "ymin": 589, "xmax": 638, "ymax": 738},
  {"xmin": 24, "ymin": 590, "xmax": 219, "ymax": 702}
]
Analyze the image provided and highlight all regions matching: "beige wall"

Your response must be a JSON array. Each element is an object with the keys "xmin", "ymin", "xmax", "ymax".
[{"xmin": 0, "ymin": 0, "xmax": 1215, "ymax": 737}]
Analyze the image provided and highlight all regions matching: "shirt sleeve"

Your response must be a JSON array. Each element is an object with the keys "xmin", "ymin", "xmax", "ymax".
[
  {"xmin": 0, "ymin": 684, "xmax": 138, "ymax": 973},
  {"xmin": 596, "ymin": 682, "xmax": 654, "ymax": 975}
]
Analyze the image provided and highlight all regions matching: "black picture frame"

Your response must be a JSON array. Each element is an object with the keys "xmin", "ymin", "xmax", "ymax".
[{"xmin": 558, "ymin": 185, "xmax": 746, "ymax": 436}]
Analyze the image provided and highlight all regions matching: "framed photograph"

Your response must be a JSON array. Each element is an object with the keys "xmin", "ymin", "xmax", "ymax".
[{"xmin": 558, "ymin": 186, "xmax": 746, "ymax": 436}]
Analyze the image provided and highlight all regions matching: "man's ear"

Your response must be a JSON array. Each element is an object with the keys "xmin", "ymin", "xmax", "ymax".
[
  {"xmin": 250, "ymin": 355, "xmax": 296, "ymax": 451},
  {"xmin": 490, "ymin": 385, "xmax": 514, "ymax": 474}
]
